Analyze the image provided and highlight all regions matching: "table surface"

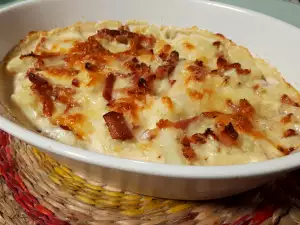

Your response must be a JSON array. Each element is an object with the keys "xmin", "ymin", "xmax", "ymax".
[{"xmin": 1, "ymin": 0, "xmax": 300, "ymax": 28}]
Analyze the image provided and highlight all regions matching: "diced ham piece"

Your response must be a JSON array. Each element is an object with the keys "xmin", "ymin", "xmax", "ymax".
[
  {"xmin": 103, "ymin": 111, "xmax": 133, "ymax": 140},
  {"xmin": 216, "ymin": 56, "xmax": 251, "ymax": 75},
  {"xmin": 283, "ymin": 129, "xmax": 297, "ymax": 138},
  {"xmin": 281, "ymin": 113, "xmax": 293, "ymax": 124},
  {"xmin": 281, "ymin": 94, "xmax": 300, "ymax": 107},
  {"xmin": 102, "ymin": 73, "xmax": 116, "ymax": 102},
  {"xmin": 218, "ymin": 122, "xmax": 239, "ymax": 146}
]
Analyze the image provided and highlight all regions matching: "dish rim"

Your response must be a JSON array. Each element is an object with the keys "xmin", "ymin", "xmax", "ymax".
[{"xmin": 1, "ymin": 0, "xmax": 300, "ymax": 179}]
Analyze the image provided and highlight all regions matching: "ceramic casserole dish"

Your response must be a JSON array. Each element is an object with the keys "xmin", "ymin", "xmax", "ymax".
[{"xmin": 0, "ymin": 0, "xmax": 300, "ymax": 200}]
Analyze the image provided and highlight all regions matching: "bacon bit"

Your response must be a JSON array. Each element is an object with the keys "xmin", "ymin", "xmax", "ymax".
[
  {"xmin": 156, "ymin": 119, "xmax": 174, "ymax": 129},
  {"xmin": 224, "ymin": 62, "xmax": 241, "ymax": 71},
  {"xmin": 28, "ymin": 72, "xmax": 48, "ymax": 85},
  {"xmin": 277, "ymin": 146, "xmax": 295, "ymax": 155},
  {"xmin": 169, "ymin": 79, "xmax": 176, "ymax": 86},
  {"xmin": 283, "ymin": 129, "xmax": 297, "ymax": 138},
  {"xmin": 184, "ymin": 42, "xmax": 195, "ymax": 50},
  {"xmin": 174, "ymin": 116, "xmax": 199, "ymax": 129},
  {"xmin": 216, "ymin": 56, "xmax": 251, "ymax": 75},
  {"xmin": 102, "ymin": 28, "xmax": 154, "ymax": 46},
  {"xmin": 211, "ymin": 69, "xmax": 219, "ymax": 74},
  {"xmin": 103, "ymin": 111, "xmax": 133, "ymax": 140},
  {"xmin": 97, "ymin": 28, "xmax": 156, "ymax": 53},
  {"xmin": 281, "ymin": 113, "xmax": 293, "ymax": 124},
  {"xmin": 181, "ymin": 136, "xmax": 191, "ymax": 147},
  {"xmin": 217, "ymin": 56, "xmax": 228, "ymax": 69},
  {"xmin": 155, "ymin": 66, "xmax": 167, "ymax": 79},
  {"xmin": 20, "ymin": 51, "xmax": 38, "ymax": 59},
  {"xmin": 72, "ymin": 78, "xmax": 80, "ymax": 87},
  {"xmin": 85, "ymin": 62, "xmax": 99, "ymax": 72},
  {"xmin": 236, "ymin": 68, "xmax": 251, "ymax": 75},
  {"xmin": 97, "ymin": 29, "xmax": 123, "ymax": 41},
  {"xmin": 187, "ymin": 89, "xmax": 203, "ymax": 100},
  {"xmin": 161, "ymin": 96, "xmax": 173, "ymax": 110},
  {"xmin": 60, "ymin": 125, "xmax": 71, "ymax": 131},
  {"xmin": 253, "ymin": 84, "xmax": 260, "ymax": 91},
  {"xmin": 138, "ymin": 77, "xmax": 147, "ymax": 89},
  {"xmin": 28, "ymin": 72, "xmax": 54, "ymax": 117},
  {"xmin": 28, "ymin": 71, "xmax": 77, "ymax": 116},
  {"xmin": 281, "ymin": 94, "xmax": 300, "ymax": 107},
  {"xmin": 126, "ymin": 87, "xmax": 147, "ymax": 100},
  {"xmin": 140, "ymin": 74, "xmax": 156, "ymax": 92},
  {"xmin": 159, "ymin": 44, "xmax": 172, "ymax": 60},
  {"xmin": 63, "ymin": 104, "xmax": 73, "ymax": 114},
  {"xmin": 223, "ymin": 122, "xmax": 238, "ymax": 139},
  {"xmin": 190, "ymin": 133, "xmax": 207, "ymax": 144},
  {"xmin": 155, "ymin": 50, "xmax": 179, "ymax": 79},
  {"xmin": 212, "ymin": 41, "xmax": 221, "ymax": 47},
  {"xmin": 187, "ymin": 60, "xmax": 210, "ymax": 82},
  {"xmin": 182, "ymin": 146, "xmax": 197, "ymax": 161},
  {"xmin": 204, "ymin": 110, "xmax": 254, "ymax": 135},
  {"xmin": 162, "ymin": 44, "xmax": 171, "ymax": 52},
  {"xmin": 219, "ymin": 122, "xmax": 239, "ymax": 146},
  {"xmin": 124, "ymin": 57, "xmax": 151, "ymax": 77},
  {"xmin": 216, "ymin": 33, "xmax": 225, "ymax": 38},
  {"xmin": 103, "ymin": 73, "xmax": 116, "ymax": 102}
]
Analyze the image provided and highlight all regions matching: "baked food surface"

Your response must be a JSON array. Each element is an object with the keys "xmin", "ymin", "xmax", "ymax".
[{"xmin": 4, "ymin": 20, "xmax": 300, "ymax": 165}]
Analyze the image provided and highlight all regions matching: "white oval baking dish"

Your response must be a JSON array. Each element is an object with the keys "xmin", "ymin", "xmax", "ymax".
[{"xmin": 0, "ymin": 0, "xmax": 300, "ymax": 200}]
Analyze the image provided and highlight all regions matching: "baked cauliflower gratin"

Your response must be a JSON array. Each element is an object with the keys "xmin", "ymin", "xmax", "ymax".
[{"xmin": 3, "ymin": 21, "xmax": 300, "ymax": 166}]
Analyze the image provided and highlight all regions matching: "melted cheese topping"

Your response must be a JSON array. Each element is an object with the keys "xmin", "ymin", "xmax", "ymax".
[{"xmin": 4, "ymin": 20, "xmax": 300, "ymax": 165}]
